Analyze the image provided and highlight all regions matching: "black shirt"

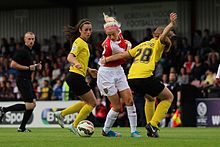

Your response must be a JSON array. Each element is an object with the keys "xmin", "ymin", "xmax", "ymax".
[
  {"xmin": 12, "ymin": 45, "xmax": 34, "ymax": 78},
  {"xmin": 167, "ymin": 82, "xmax": 181, "ymax": 112}
]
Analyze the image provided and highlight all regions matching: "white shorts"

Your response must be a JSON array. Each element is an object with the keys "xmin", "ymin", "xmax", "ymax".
[{"xmin": 97, "ymin": 66, "xmax": 130, "ymax": 96}]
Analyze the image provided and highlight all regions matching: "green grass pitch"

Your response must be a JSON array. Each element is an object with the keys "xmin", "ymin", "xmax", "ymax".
[{"xmin": 0, "ymin": 127, "xmax": 220, "ymax": 147}]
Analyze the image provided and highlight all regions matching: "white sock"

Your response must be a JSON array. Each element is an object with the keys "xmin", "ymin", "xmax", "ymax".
[
  {"xmin": 216, "ymin": 64, "xmax": 220, "ymax": 79},
  {"xmin": 103, "ymin": 108, "xmax": 119, "ymax": 133},
  {"xmin": 126, "ymin": 105, "xmax": 137, "ymax": 133}
]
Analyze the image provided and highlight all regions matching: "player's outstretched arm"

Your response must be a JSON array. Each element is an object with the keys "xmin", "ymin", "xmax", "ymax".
[
  {"xmin": 100, "ymin": 51, "xmax": 131, "ymax": 64},
  {"xmin": 160, "ymin": 12, "xmax": 177, "ymax": 43}
]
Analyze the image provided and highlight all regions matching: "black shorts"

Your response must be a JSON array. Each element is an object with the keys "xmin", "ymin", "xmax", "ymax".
[
  {"xmin": 66, "ymin": 72, "xmax": 91, "ymax": 96},
  {"xmin": 128, "ymin": 76, "xmax": 165, "ymax": 97},
  {"xmin": 16, "ymin": 77, "xmax": 36, "ymax": 102}
]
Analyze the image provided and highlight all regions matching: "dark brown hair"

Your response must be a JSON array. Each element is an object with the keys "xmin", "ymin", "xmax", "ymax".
[{"xmin": 64, "ymin": 19, "xmax": 91, "ymax": 45}]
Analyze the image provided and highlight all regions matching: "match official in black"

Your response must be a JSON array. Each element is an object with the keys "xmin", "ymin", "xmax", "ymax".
[{"xmin": 0, "ymin": 32, "xmax": 42, "ymax": 132}]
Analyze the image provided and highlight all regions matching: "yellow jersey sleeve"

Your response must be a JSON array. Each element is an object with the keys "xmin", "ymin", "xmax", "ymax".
[
  {"xmin": 70, "ymin": 40, "xmax": 81, "ymax": 56},
  {"xmin": 154, "ymin": 38, "xmax": 166, "ymax": 63},
  {"xmin": 69, "ymin": 38, "xmax": 90, "ymax": 77}
]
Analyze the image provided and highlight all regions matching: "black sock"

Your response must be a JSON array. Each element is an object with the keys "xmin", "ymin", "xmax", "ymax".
[
  {"xmin": 3, "ymin": 104, "xmax": 26, "ymax": 113},
  {"xmin": 19, "ymin": 109, "xmax": 33, "ymax": 130}
]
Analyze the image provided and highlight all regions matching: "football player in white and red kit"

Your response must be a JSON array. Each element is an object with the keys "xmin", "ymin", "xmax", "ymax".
[{"xmin": 97, "ymin": 13, "xmax": 140, "ymax": 137}]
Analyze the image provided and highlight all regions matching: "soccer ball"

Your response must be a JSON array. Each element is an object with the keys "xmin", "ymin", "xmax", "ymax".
[{"xmin": 77, "ymin": 120, "xmax": 94, "ymax": 137}]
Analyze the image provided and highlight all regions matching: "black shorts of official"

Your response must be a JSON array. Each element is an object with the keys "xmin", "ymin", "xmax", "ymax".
[
  {"xmin": 66, "ymin": 72, "xmax": 91, "ymax": 96},
  {"xmin": 16, "ymin": 77, "xmax": 36, "ymax": 103},
  {"xmin": 128, "ymin": 76, "xmax": 165, "ymax": 97}
]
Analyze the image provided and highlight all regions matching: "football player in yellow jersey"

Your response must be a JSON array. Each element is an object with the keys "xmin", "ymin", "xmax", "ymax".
[
  {"xmin": 100, "ymin": 12, "xmax": 177, "ymax": 138},
  {"xmin": 54, "ymin": 19, "xmax": 98, "ymax": 135}
]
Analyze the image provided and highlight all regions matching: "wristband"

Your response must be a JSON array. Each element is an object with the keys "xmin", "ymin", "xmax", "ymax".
[{"xmin": 28, "ymin": 66, "xmax": 30, "ymax": 71}]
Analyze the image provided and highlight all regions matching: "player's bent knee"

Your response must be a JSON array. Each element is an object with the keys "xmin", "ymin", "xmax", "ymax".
[
  {"xmin": 90, "ymin": 102, "xmax": 97, "ymax": 108},
  {"xmin": 169, "ymin": 93, "xmax": 174, "ymax": 102},
  {"xmin": 146, "ymin": 97, "xmax": 155, "ymax": 102},
  {"xmin": 124, "ymin": 98, "xmax": 134, "ymax": 106},
  {"xmin": 30, "ymin": 103, "xmax": 36, "ymax": 109},
  {"xmin": 25, "ymin": 102, "xmax": 36, "ymax": 110},
  {"xmin": 112, "ymin": 106, "xmax": 121, "ymax": 112},
  {"xmin": 145, "ymin": 94, "xmax": 155, "ymax": 102},
  {"xmin": 33, "ymin": 102, "xmax": 36, "ymax": 108},
  {"xmin": 88, "ymin": 99, "xmax": 97, "ymax": 108}
]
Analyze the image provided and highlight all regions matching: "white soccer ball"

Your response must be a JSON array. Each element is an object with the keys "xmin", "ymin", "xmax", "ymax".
[{"xmin": 77, "ymin": 120, "xmax": 94, "ymax": 137}]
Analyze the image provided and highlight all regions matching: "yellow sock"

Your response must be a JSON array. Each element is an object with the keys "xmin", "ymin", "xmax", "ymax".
[
  {"xmin": 150, "ymin": 100, "xmax": 171, "ymax": 127},
  {"xmin": 145, "ymin": 100, "xmax": 155, "ymax": 124},
  {"xmin": 73, "ymin": 104, "xmax": 94, "ymax": 127},
  {"xmin": 61, "ymin": 101, "xmax": 85, "ymax": 117}
]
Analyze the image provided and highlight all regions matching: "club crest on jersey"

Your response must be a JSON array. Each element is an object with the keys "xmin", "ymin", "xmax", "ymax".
[
  {"xmin": 150, "ymin": 43, "xmax": 154, "ymax": 47},
  {"xmin": 103, "ymin": 88, "xmax": 108, "ymax": 94},
  {"xmin": 71, "ymin": 45, "xmax": 77, "ymax": 51}
]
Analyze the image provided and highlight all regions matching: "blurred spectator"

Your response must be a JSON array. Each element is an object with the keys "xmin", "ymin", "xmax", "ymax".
[
  {"xmin": 192, "ymin": 30, "xmax": 202, "ymax": 52},
  {"xmin": 165, "ymin": 72, "xmax": 181, "ymax": 127},
  {"xmin": 94, "ymin": 49, "xmax": 102, "ymax": 69},
  {"xmin": 50, "ymin": 35, "xmax": 61, "ymax": 56},
  {"xmin": 32, "ymin": 37, "xmax": 41, "ymax": 56},
  {"xmin": 207, "ymin": 48, "xmax": 219, "ymax": 61},
  {"xmin": 32, "ymin": 79, "xmax": 40, "ymax": 99},
  {"xmin": 13, "ymin": 85, "xmax": 21, "ymax": 100},
  {"xmin": 52, "ymin": 79, "xmax": 63, "ymax": 100},
  {"xmin": 201, "ymin": 29, "xmax": 211, "ymax": 48},
  {"xmin": 181, "ymin": 37, "xmax": 190, "ymax": 55},
  {"xmin": 63, "ymin": 38, "xmax": 71, "ymax": 53},
  {"xmin": 201, "ymin": 68, "xmax": 217, "ymax": 97},
  {"xmin": 202, "ymin": 68, "xmax": 216, "ymax": 88},
  {"xmin": 51, "ymin": 62, "xmax": 61, "ymax": 83},
  {"xmin": 170, "ymin": 67, "xmax": 177, "ymax": 73},
  {"xmin": 44, "ymin": 62, "xmax": 52, "ymax": 78},
  {"xmin": 94, "ymin": 98, "xmax": 107, "ymax": 127},
  {"xmin": 191, "ymin": 55, "xmax": 206, "ymax": 81},
  {"xmin": 0, "ymin": 81, "xmax": 15, "ymax": 100},
  {"xmin": 8, "ymin": 73, "xmax": 16, "ymax": 88},
  {"xmin": 0, "ymin": 75, "xmax": 7, "ymax": 83},
  {"xmin": 9, "ymin": 37, "xmax": 16, "ymax": 55},
  {"xmin": 162, "ymin": 73, "xmax": 169, "ymax": 86},
  {"xmin": 183, "ymin": 54, "xmax": 195, "ymax": 75},
  {"xmin": 167, "ymin": 36, "xmax": 183, "ymax": 72},
  {"xmin": 60, "ymin": 55, "xmax": 69, "ymax": 72},
  {"xmin": 95, "ymin": 32, "xmax": 105, "ymax": 52},
  {"xmin": 41, "ymin": 39, "xmax": 50, "ymax": 55},
  {"xmin": 38, "ymin": 80, "xmax": 52, "ymax": 100},
  {"xmin": 123, "ymin": 30, "xmax": 138, "ymax": 46},
  {"xmin": 0, "ymin": 67, "xmax": 4, "ymax": 81},
  {"xmin": 155, "ymin": 61, "xmax": 164, "ymax": 78},
  {"xmin": 177, "ymin": 67, "xmax": 189, "ymax": 85},
  {"xmin": 206, "ymin": 48, "xmax": 219, "ymax": 72},
  {"xmin": 142, "ymin": 28, "xmax": 153, "ymax": 42},
  {"xmin": 38, "ymin": 71, "xmax": 50, "ymax": 88},
  {"xmin": 1, "ymin": 38, "xmax": 9, "ymax": 56}
]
